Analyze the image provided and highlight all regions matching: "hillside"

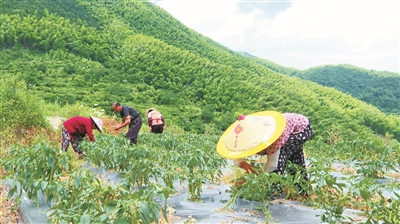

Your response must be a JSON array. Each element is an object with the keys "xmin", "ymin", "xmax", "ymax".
[
  {"xmin": 1, "ymin": 0, "xmax": 400, "ymax": 144},
  {"xmin": 245, "ymin": 57, "xmax": 400, "ymax": 115},
  {"xmin": 292, "ymin": 64, "xmax": 400, "ymax": 115}
]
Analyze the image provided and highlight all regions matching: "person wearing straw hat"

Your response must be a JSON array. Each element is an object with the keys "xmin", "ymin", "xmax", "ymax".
[
  {"xmin": 146, "ymin": 108, "xmax": 166, "ymax": 134},
  {"xmin": 61, "ymin": 116, "xmax": 103, "ymax": 157},
  {"xmin": 217, "ymin": 111, "xmax": 312, "ymax": 193},
  {"xmin": 112, "ymin": 102, "xmax": 143, "ymax": 144}
]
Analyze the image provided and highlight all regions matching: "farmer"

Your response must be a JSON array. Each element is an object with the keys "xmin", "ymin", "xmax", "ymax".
[
  {"xmin": 112, "ymin": 102, "xmax": 142, "ymax": 144},
  {"xmin": 62, "ymin": 116, "xmax": 102, "ymax": 157},
  {"xmin": 146, "ymin": 108, "xmax": 165, "ymax": 134},
  {"xmin": 217, "ymin": 111, "xmax": 313, "ymax": 194}
]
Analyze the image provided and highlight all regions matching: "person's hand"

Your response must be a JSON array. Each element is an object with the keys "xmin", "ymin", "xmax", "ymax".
[
  {"xmin": 234, "ymin": 176, "xmax": 246, "ymax": 189},
  {"xmin": 113, "ymin": 125, "xmax": 119, "ymax": 130},
  {"xmin": 235, "ymin": 180, "xmax": 245, "ymax": 189},
  {"xmin": 238, "ymin": 161, "xmax": 257, "ymax": 174}
]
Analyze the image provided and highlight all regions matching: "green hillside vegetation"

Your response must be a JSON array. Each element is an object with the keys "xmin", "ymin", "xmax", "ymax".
[
  {"xmin": 1, "ymin": 0, "xmax": 399, "ymax": 143},
  {"xmin": 245, "ymin": 56, "xmax": 400, "ymax": 115},
  {"xmin": 246, "ymin": 56, "xmax": 300, "ymax": 77},
  {"xmin": 290, "ymin": 64, "xmax": 400, "ymax": 115}
]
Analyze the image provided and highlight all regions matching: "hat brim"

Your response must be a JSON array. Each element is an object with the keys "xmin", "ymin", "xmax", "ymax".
[{"xmin": 216, "ymin": 111, "xmax": 286, "ymax": 159}]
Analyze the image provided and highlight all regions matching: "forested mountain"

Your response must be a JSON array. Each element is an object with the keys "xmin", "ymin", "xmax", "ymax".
[
  {"xmin": 244, "ymin": 57, "xmax": 400, "ymax": 115},
  {"xmin": 1, "ymin": 0, "xmax": 400, "ymax": 144},
  {"xmin": 292, "ymin": 65, "xmax": 400, "ymax": 115}
]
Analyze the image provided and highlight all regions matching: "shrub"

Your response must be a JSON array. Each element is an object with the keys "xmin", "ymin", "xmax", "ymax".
[{"xmin": 0, "ymin": 74, "xmax": 47, "ymax": 131}]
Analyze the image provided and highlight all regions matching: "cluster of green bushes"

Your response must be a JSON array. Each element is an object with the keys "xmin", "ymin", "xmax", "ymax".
[
  {"xmin": 0, "ymin": 75, "xmax": 47, "ymax": 151},
  {"xmin": 1, "ymin": 141, "xmax": 164, "ymax": 223}
]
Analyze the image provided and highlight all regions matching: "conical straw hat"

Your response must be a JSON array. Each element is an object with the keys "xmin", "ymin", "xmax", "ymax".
[
  {"xmin": 90, "ymin": 116, "xmax": 103, "ymax": 133},
  {"xmin": 216, "ymin": 111, "xmax": 286, "ymax": 159}
]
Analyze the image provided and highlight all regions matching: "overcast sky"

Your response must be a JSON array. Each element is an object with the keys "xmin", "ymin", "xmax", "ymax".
[{"xmin": 154, "ymin": 0, "xmax": 399, "ymax": 73}]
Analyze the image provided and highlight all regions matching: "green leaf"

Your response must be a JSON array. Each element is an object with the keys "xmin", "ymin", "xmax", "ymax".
[
  {"xmin": 7, "ymin": 186, "xmax": 16, "ymax": 199},
  {"xmin": 115, "ymin": 216, "xmax": 128, "ymax": 224},
  {"xmin": 140, "ymin": 202, "xmax": 151, "ymax": 223},
  {"xmin": 48, "ymin": 156, "xmax": 55, "ymax": 169},
  {"xmin": 360, "ymin": 189, "xmax": 371, "ymax": 201},
  {"xmin": 80, "ymin": 214, "xmax": 91, "ymax": 224},
  {"xmin": 81, "ymin": 202, "xmax": 89, "ymax": 211},
  {"xmin": 74, "ymin": 176, "xmax": 81, "ymax": 189},
  {"xmin": 41, "ymin": 181, "xmax": 48, "ymax": 191},
  {"xmin": 99, "ymin": 214, "xmax": 108, "ymax": 222},
  {"xmin": 105, "ymin": 201, "xmax": 118, "ymax": 213}
]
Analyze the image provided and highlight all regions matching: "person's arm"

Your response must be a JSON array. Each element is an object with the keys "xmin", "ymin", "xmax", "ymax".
[
  {"xmin": 232, "ymin": 159, "xmax": 257, "ymax": 189},
  {"xmin": 264, "ymin": 150, "xmax": 279, "ymax": 172},
  {"xmin": 85, "ymin": 123, "xmax": 95, "ymax": 142},
  {"xmin": 114, "ymin": 115, "xmax": 131, "ymax": 130}
]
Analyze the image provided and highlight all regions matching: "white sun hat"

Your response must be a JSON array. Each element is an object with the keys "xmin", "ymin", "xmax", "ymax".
[{"xmin": 90, "ymin": 116, "xmax": 103, "ymax": 133}]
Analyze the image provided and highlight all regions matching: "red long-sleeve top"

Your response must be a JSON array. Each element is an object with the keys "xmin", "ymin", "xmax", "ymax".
[{"xmin": 63, "ymin": 116, "xmax": 95, "ymax": 141}]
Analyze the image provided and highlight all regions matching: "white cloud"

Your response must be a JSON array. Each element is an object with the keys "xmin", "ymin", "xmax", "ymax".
[{"xmin": 156, "ymin": 0, "xmax": 399, "ymax": 73}]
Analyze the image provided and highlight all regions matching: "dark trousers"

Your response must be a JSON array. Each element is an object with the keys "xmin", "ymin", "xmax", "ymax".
[
  {"xmin": 275, "ymin": 123, "xmax": 313, "ymax": 193},
  {"xmin": 151, "ymin": 124, "xmax": 164, "ymax": 133},
  {"xmin": 276, "ymin": 123, "xmax": 313, "ymax": 176},
  {"xmin": 126, "ymin": 116, "xmax": 142, "ymax": 144}
]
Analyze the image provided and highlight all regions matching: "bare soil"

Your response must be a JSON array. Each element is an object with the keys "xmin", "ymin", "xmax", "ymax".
[{"xmin": 0, "ymin": 184, "xmax": 19, "ymax": 224}]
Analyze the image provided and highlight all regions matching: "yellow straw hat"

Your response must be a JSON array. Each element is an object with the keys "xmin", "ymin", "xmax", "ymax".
[{"xmin": 216, "ymin": 111, "xmax": 286, "ymax": 159}]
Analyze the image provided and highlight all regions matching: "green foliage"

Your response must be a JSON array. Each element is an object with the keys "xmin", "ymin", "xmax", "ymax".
[
  {"xmin": 0, "ymin": 0, "xmax": 101, "ymax": 29},
  {"xmin": 1, "ymin": 122, "xmax": 399, "ymax": 223},
  {"xmin": 1, "ymin": 142, "xmax": 72, "ymax": 205},
  {"xmin": 1, "ymin": 0, "xmax": 400, "ymax": 144},
  {"xmin": 0, "ymin": 11, "xmax": 107, "ymax": 61},
  {"xmin": 225, "ymin": 171, "xmax": 282, "ymax": 205},
  {"xmin": 224, "ymin": 138, "xmax": 399, "ymax": 222},
  {"xmin": 0, "ymin": 74, "xmax": 47, "ymax": 130},
  {"xmin": 365, "ymin": 191, "xmax": 400, "ymax": 224},
  {"xmin": 292, "ymin": 64, "xmax": 400, "ymax": 115},
  {"xmin": 48, "ymin": 169, "xmax": 163, "ymax": 224},
  {"xmin": 0, "ymin": 0, "xmax": 399, "ymax": 148},
  {"xmin": 303, "ymin": 138, "xmax": 400, "ymax": 223},
  {"xmin": 0, "ymin": 142, "xmax": 167, "ymax": 223},
  {"xmin": 82, "ymin": 133, "xmax": 227, "ymax": 201}
]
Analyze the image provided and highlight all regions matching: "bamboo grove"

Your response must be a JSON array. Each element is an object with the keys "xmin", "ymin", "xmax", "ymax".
[{"xmin": 1, "ymin": 0, "xmax": 399, "ymax": 142}]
